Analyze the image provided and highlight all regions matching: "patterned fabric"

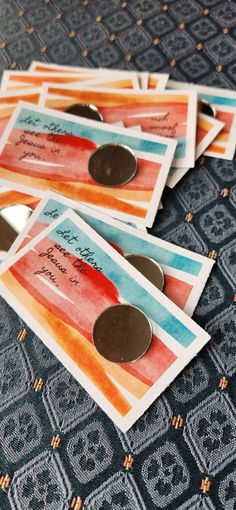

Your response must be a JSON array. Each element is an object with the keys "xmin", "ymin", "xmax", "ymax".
[{"xmin": 0, "ymin": 1, "xmax": 236, "ymax": 509}]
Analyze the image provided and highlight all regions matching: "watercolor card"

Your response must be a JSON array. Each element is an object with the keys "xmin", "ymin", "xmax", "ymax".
[
  {"xmin": 0, "ymin": 88, "xmax": 41, "ymax": 138},
  {"xmin": 0, "ymin": 101, "xmax": 176, "ymax": 227},
  {"xmin": 8, "ymin": 190, "xmax": 215, "ymax": 318},
  {"xmin": 1, "ymin": 70, "xmax": 138, "ymax": 92},
  {"xmin": 29, "ymin": 61, "xmax": 169, "ymax": 91},
  {"xmin": 0, "ymin": 208, "xmax": 211, "ymax": 431},
  {"xmin": 169, "ymin": 80, "xmax": 236, "ymax": 160},
  {"xmin": 40, "ymin": 86, "xmax": 197, "ymax": 167},
  {"xmin": 167, "ymin": 112, "xmax": 224, "ymax": 188}
]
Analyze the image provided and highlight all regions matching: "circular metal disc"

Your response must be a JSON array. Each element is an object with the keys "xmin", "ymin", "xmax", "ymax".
[
  {"xmin": 199, "ymin": 99, "xmax": 216, "ymax": 118},
  {"xmin": 93, "ymin": 303, "xmax": 152, "ymax": 364},
  {"xmin": 125, "ymin": 254, "xmax": 165, "ymax": 291},
  {"xmin": 0, "ymin": 204, "xmax": 33, "ymax": 251},
  {"xmin": 64, "ymin": 103, "xmax": 103, "ymax": 122},
  {"xmin": 88, "ymin": 143, "xmax": 137, "ymax": 187}
]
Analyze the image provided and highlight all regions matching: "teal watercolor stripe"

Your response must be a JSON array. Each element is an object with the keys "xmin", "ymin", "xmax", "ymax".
[
  {"xmin": 174, "ymin": 138, "xmax": 186, "ymax": 158},
  {"xmin": 39, "ymin": 199, "xmax": 202, "ymax": 276},
  {"xmin": 199, "ymin": 93, "xmax": 236, "ymax": 108},
  {"xmin": 45, "ymin": 217, "xmax": 196, "ymax": 347},
  {"xmin": 15, "ymin": 108, "xmax": 168, "ymax": 155}
]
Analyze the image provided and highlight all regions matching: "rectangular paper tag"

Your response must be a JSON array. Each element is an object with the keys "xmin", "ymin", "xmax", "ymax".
[
  {"xmin": 167, "ymin": 112, "xmax": 224, "ymax": 188},
  {"xmin": 0, "ymin": 101, "xmax": 176, "ymax": 227},
  {"xmin": 0, "ymin": 208, "xmax": 210, "ymax": 431},
  {"xmin": 40, "ymin": 86, "xmax": 197, "ymax": 167},
  {"xmin": 1, "ymin": 70, "xmax": 138, "ymax": 92},
  {"xmin": 169, "ymin": 80, "xmax": 236, "ymax": 160},
  {"xmin": 28, "ymin": 61, "xmax": 169, "ymax": 90},
  {"xmin": 8, "ymin": 190, "xmax": 214, "ymax": 317}
]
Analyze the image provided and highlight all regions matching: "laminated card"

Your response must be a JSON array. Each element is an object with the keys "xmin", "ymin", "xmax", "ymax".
[
  {"xmin": 0, "ymin": 208, "xmax": 210, "ymax": 431},
  {"xmin": 169, "ymin": 80, "xmax": 236, "ymax": 160},
  {"xmin": 8, "ymin": 190, "xmax": 214, "ymax": 318},
  {"xmin": 0, "ymin": 101, "xmax": 176, "ymax": 228},
  {"xmin": 40, "ymin": 86, "xmax": 197, "ymax": 167},
  {"xmin": 1, "ymin": 70, "xmax": 138, "ymax": 92}
]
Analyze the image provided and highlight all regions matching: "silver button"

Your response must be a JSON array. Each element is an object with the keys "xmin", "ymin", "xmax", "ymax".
[
  {"xmin": 93, "ymin": 303, "xmax": 152, "ymax": 363},
  {"xmin": 125, "ymin": 254, "xmax": 165, "ymax": 291},
  {"xmin": 64, "ymin": 103, "xmax": 103, "ymax": 122},
  {"xmin": 0, "ymin": 204, "xmax": 33, "ymax": 251},
  {"xmin": 199, "ymin": 99, "xmax": 217, "ymax": 118},
  {"xmin": 88, "ymin": 143, "xmax": 137, "ymax": 187}
]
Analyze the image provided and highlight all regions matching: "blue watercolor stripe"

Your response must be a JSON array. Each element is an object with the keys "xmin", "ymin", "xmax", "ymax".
[
  {"xmin": 199, "ymin": 93, "xmax": 236, "ymax": 108},
  {"xmin": 39, "ymin": 199, "xmax": 202, "ymax": 276},
  {"xmin": 45, "ymin": 217, "xmax": 197, "ymax": 347},
  {"xmin": 15, "ymin": 108, "xmax": 168, "ymax": 155}
]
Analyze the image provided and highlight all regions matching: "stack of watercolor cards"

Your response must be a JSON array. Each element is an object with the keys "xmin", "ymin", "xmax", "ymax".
[{"xmin": 0, "ymin": 62, "xmax": 235, "ymax": 430}]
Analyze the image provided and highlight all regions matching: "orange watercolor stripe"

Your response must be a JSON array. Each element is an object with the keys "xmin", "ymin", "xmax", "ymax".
[
  {"xmin": 1, "ymin": 269, "xmax": 132, "ymax": 416},
  {"xmin": 215, "ymin": 132, "xmax": 229, "ymax": 142},
  {"xmin": 198, "ymin": 117, "xmax": 212, "ymax": 131},
  {"xmin": 95, "ymin": 79, "xmax": 134, "ymax": 89},
  {"xmin": 0, "ymin": 166, "xmax": 147, "ymax": 217},
  {"xmin": 206, "ymin": 143, "xmax": 226, "ymax": 153},
  {"xmin": 47, "ymin": 86, "xmax": 188, "ymax": 105},
  {"xmin": 0, "ymin": 190, "xmax": 37, "ymax": 207},
  {"xmin": 34, "ymin": 65, "xmax": 80, "ymax": 73},
  {"xmin": 0, "ymin": 94, "xmax": 40, "ymax": 105}
]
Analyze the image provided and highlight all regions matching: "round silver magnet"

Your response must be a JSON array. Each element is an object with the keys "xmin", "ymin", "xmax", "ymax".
[
  {"xmin": 125, "ymin": 254, "xmax": 165, "ymax": 291},
  {"xmin": 64, "ymin": 103, "xmax": 103, "ymax": 122},
  {"xmin": 92, "ymin": 303, "xmax": 152, "ymax": 364},
  {"xmin": 199, "ymin": 99, "xmax": 217, "ymax": 118},
  {"xmin": 88, "ymin": 143, "xmax": 138, "ymax": 187}
]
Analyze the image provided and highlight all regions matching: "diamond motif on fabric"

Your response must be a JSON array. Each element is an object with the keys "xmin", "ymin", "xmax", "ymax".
[
  {"xmin": 84, "ymin": 471, "xmax": 146, "ymax": 510},
  {"xmin": 8, "ymin": 450, "xmax": 72, "ymax": 510},
  {"xmin": 170, "ymin": 359, "xmax": 209, "ymax": 403},
  {"xmin": 189, "ymin": 17, "xmax": 218, "ymax": 41},
  {"xmin": 205, "ymin": 35, "xmax": 236, "ymax": 65},
  {"xmin": 0, "ymin": 343, "xmax": 33, "ymax": 412},
  {"xmin": 219, "ymin": 467, "xmax": 236, "ymax": 510},
  {"xmin": 118, "ymin": 26, "xmax": 150, "ymax": 54},
  {"xmin": 219, "ymin": 238, "xmax": 236, "ymax": 289},
  {"xmin": 32, "ymin": 334, "xmax": 59, "ymax": 369},
  {"xmin": 184, "ymin": 391, "xmax": 236, "ymax": 475},
  {"xmin": 43, "ymin": 367, "xmax": 95, "ymax": 433},
  {"xmin": 162, "ymin": 223, "xmax": 207, "ymax": 254},
  {"xmin": 170, "ymin": 0, "xmax": 201, "ymax": 22},
  {"xmin": 209, "ymin": 159, "xmax": 236, "ymax": 182},
  {"xmin": 66, "ymin": 421, "xmax": 113, "ymax": 483},
  {"xmin": 176, "ymin": 167, "xmax": 218, "ymax": 212},
  {"xmin": 0, "ymin": 296, "xmax": 25, "ymax": 348},
  {"xmin": 179, "ymin": 53, "xmax": 211, "ymax": 80},
  {"xmin": 199, "ymin": 204, "xmax": 235, "ymax": 243},
  {"xmin": 195, "ymin": 275, "xmax": 225, "ymax": 317},
  {"xmin": 118, "ymin": 396, "xmax": 171, "ymax": 454},
  {"xmin": 142, "ymin": 442, "xmax": 190, "ymax": 508},
  {"xmin": 0, "ymin": 402, "xmax": 42, "ymax": 463},
  {"xmin": 161, "ymin": 30, "xmax": 194, "ymax": 59},
  {"xmin": 206, "ymin": 305, "xmax": 236, "ymax": 376},
  {"xmin": 134, "ymin": 47, "xmax": 167, "ymax": 71}
]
